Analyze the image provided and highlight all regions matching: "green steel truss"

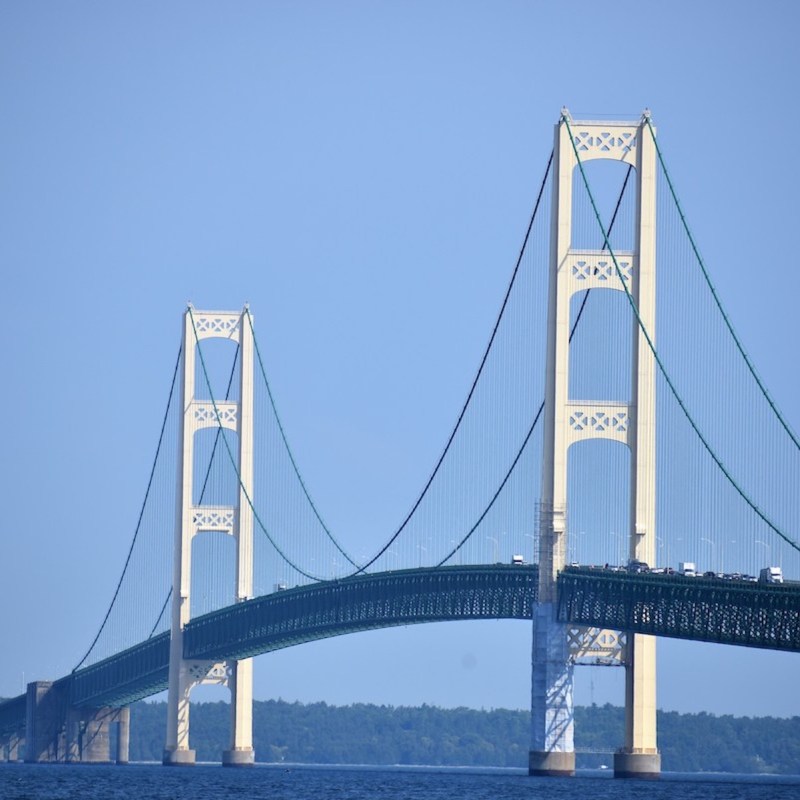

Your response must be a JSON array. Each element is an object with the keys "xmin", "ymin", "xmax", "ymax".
[
  {"xmin": 72, "ymin": 565, "xmax": 539, "ymax": 709},
  {"xmin": 558, "ymin": 567, "xmax": 800, "ymax": 651},
  {"xmin": 3, "ymin": 564, "xmax": 799, "ymax": 739}
]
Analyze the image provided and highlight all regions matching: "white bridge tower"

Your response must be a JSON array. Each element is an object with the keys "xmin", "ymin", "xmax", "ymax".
[
  {"xmin": 531, "ymin": 111, "xmax": 660, "ymax": 778},
  {"xmin": 163, "ymin": 306, "xmax": 256, "ymax": 767}
]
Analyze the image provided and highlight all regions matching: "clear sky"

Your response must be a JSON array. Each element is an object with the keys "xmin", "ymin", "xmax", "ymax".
[{"xmin": 2, "ymin": 1, "xmax": 799, "ymax": 720}]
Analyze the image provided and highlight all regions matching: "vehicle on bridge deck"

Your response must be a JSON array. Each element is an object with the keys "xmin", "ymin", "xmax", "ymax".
[
  {"xmin": 760, "ymin": 566, "xmax": 784, "ymax": 584},
  {"xmin": 576, "ymin": 561, "xmax": 771, "ymax": 584}
]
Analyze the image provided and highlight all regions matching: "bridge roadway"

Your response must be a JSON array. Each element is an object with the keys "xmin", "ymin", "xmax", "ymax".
[{"xmin": 1, "ymin": 563, "xmax": 798, "ymax": 737}]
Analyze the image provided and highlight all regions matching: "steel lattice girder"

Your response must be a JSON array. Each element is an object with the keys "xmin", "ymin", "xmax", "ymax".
[
  {"xmin": 4, "ymin": 563, "xmax": 800, "ymax": 731},
  {"xmin": 184, "ymin": 565, "xmax": 540, "ymax": 662},
  {"xmin": 66, "ymin": 565, "xmax": 539, "ymax": 708},
  {"xmin": 70, "ymin": 632, "xmax": 171, "ymax": 708},
  {"xmin": 557, "ymin": 568, "xmax": 800, "ymax": 651}
]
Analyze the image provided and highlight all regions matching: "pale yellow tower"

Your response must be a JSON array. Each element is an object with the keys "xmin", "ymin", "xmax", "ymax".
[
  {"xmin": 163, "ymin": 307, "xmax": 256, "ymax": 767},
  {"xmin": 531, "ymin": 110, "xmax": 659, "ymax": 778}
]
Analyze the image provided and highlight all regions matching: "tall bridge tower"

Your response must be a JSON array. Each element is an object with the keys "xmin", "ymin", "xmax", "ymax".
[
  {"xmin": 532, "ymin": 111, "xmax": 659, "ymax": 778},
  {"xmin": 163, "ymin": 306, "xmax": 256, "ymax": 767}
]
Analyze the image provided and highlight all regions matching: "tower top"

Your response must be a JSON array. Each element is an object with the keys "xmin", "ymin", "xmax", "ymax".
[{"xmin": 558, "ymin": 107, "xmax": 653, "ymax": 126}]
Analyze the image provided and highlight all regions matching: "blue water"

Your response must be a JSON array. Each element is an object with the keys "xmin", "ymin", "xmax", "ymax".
[{"xmin": 1, "ymin": 764, "xmax": 799, "ymax": 800}]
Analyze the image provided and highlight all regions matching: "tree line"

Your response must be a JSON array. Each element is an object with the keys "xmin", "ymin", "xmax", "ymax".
[{"xmin": 128, "ymin": 700, "xmax": 800, "ymax": 773}]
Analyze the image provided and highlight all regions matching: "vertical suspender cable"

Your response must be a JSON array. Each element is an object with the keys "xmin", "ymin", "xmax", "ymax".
[
  {"xmin": 564, "ymin": 114, "xmax": 800, "ymax": 555},
  {"xmin": 73, "ymin": 345, "xmax": 183, "ymax": 670},
  {"xmin": 645, "ymin": 119, "xmax": 800, "ymax": 453}
]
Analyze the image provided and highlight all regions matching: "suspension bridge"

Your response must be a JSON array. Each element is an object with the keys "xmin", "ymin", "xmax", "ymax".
[{"xmin": 1, "ymin": 110, "xmax": 799, "ymax": 777}]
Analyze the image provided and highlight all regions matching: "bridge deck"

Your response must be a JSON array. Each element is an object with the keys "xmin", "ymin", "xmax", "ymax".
[
  {"xmin": 71, "ymin": 564, "xmax": 538, "ymax": 709},
  {"xmin": 558, "ymin": 567, "xmax": 800, "ymax": 651},
  {"xmin": 2, "ymin": 563, "xmax": 799, "ymax": 738}
]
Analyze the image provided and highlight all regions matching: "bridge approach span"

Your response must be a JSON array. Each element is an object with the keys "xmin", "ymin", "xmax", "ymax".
[{"xmin": 72, "ymin": 564, "xmax": 539, "ymax": 709}]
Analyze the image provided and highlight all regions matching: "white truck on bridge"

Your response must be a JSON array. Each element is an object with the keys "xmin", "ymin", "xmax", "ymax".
[{"xmin": 759, "ymin": 566, "xmax": 784, "ymax": 584}]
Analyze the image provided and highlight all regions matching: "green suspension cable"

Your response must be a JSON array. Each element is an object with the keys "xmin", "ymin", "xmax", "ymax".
[
  {"xmin": 437, "ymin": 164, "xmax": 634, "ymax": 565},
  {"xmin": 188, "ymin": 307, "xmax": 328, "ymax": 582},
  {"xmin": 644, "ymin": 118, "xmax": 800, "ymax": 454},
  {"xmin": 563, "ymin": 113, "xmax": 800, "ymax": 554},
  {"xmin": 244, "ymin": 308, "xmax": 359, "ymax": 568},
  {"xmin": 74, "ymin": 344, "xmax": 183, "ymax": 669},
  {"xmin": 436, "ymin": 403, "xmax": 544, "ymax": 566},
  {"xmin": 349, "ymin": 150, "xmax": 555, "ymax": 575}
]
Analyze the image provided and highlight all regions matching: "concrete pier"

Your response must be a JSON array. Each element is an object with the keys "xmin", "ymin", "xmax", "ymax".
[
  {"xmin": 23, "ymin": 680, "xmax": 129, "ymax": 764},
  {"xmin": 25, "ymin": 681, "xmax": 66, "ymax": 762},
  {"xmin": 528, "ymin": 750, "xmax": 575, "ymax": 777},
  {"xmin": 1, "ymin": 733, "xmax": 23, "ymax": 762},
  {"xmin": 116, "ymin": 706, "xmax": 130, "ymax": 765},
  {"xmin": 163, "ymin": 746, "xmax": 196, "ymax": 766},
  {"xmin": 222, "ymin": 748, "xmax": 255, "ymax": 767},
  {"xmin": 614, "ymin": 751, "xmax": 662, "ymax": 779}
]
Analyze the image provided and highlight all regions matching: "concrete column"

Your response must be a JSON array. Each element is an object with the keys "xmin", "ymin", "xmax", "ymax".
[
  {"xmin": 82, "ymin": 709, "xmax": 113, "ymax": 763},
  {"xmin": 25, "ymin": 681, "xmax": 64, "ymax": 763},
  {"xmin": 66, "ymin": 706, "xmax": 116, "ymax": 764},
  {"xmin": 8, "ymin": 734, "xmax": 22, "ymax": 762},
  {"xmin": 116, "ymin": 707, "xmax": 130, "ymax": 765},
  {"xmin": 2, "ymin": 733, "xmax": 23, "ymax": 762},
  {"xmin": 22, "ymin": 682, "xmax": 126, "ymax": 765},
  {"xmin": 64, "ymin": 709, "xmax": 81, "ymax": 763}
]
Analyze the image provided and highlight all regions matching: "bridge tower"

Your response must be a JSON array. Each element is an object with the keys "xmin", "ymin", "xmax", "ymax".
[
  {"xmin": 163, "ymin": 306, "xmax": 256, "ymax": 767},
  {"xmin": 532, "ymin": 110, "xmax": 660, "ymax": 778}
]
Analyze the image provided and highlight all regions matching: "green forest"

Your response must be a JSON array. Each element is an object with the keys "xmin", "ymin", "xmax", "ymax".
[{"xmin": 129, "ymin": 700, "xmax": 800, "ymax": 773}]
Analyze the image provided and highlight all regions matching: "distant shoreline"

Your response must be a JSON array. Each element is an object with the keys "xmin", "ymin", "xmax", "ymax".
[{"xmin": 117, "ymin": 699, "xmax": 800, "ymax": 775}]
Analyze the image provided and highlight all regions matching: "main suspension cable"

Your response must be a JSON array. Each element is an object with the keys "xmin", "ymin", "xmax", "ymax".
[
  {"xmin": 350, "ymin": 150, "xmax": 555, "ymax": 575},
  {"xmin": 244, "ymin": 308, "xmax": 358, "ymax": 567},
  {"xmin": 73, "ymin": 345, "xmax": 183, "ymax": 670},
  {"xmin": 645, "ymin": 118, "xmax": 800, "ymax": 454},
  {"xmin": 437, "ymin": 163, "xmax": 634, "ymax": 565},
  {"xmin": 189, "ymin": 307, "xmax": 329, "ymax": 581},
  {"xmin": 436, "ymin": 403, "xmax": 544, "ymax": 565}
]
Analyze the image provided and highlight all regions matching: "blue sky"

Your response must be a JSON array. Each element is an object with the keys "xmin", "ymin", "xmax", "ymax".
[{"xmin": 2, "ymin": 1, "xmax": 799, "ymax": 720}]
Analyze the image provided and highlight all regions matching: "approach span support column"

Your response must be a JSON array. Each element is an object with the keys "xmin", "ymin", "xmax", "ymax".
[
  {"xmin": 116, "ymin": 706, "xmax": 130, "ymax": 765},
  {"xmin": 163, "ymin": 307, "xmax": 256, "ymax": 767}
]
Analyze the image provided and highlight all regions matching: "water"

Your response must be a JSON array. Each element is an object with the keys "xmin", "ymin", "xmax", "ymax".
[{"xmin": 1, "ymin": 764, "xmax": 799, "ymax": 800}]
